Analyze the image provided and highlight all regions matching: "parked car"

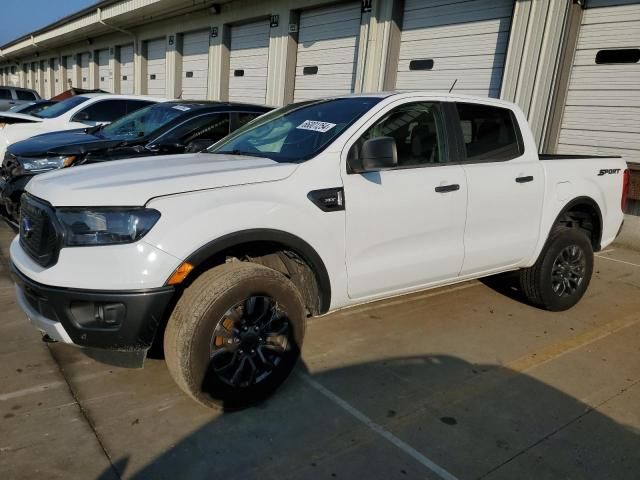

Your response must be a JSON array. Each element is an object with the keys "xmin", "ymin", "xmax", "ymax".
[
  {"xmin": 10, "ymin": 92, "xmax": 628, "ymax": 410},
  {"xmin": 0, "ymin": 101, "xmax": 270, "ymax": 224},
  {"xmin": 8, "ymin": 100, "xmax": 57, "ymax": 116},
  {"xmin": 0, "ymin": 94, "xmax": 166, "ymax": 160},
  {"xmin": 0, "ymin": 86, "xmax": 41, "ymax": 111}
]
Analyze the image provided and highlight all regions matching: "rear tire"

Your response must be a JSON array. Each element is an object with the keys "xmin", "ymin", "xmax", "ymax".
[
  {"xmin": 164, "ymin": 262, "xmax": 306, "ymax": 410},
  {"xmin": 519, "ymin": 227, "xmax": 593, "ymax": 311}
]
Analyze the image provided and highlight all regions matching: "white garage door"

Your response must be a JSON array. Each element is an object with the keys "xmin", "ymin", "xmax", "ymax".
[
  {"xmin": 228, "ymin": 21, "xmax": 270, "ymax": 104},
  {"xmin": 181, "ymin": 30, "xmax": 210, "ymax": 99},
  {"xmin": 97, "ymin": 49, "xmax": 111, "ymax": 92},
  {"xmin": 52, "ymin": 58, "xmax": 61, "ymax": 95},
  {"xmin": 62, "ymin": 56, "xmax": 73, "ymax": 90},
  {"xmin": 557, "ymin": 0, "xmax": 640, "ymax": 165},
  {"xmin": 79, "ymin": 53, "xmax": 90, "ymax": 89},
  {"xmin": 293, "ymin": 2, "xmax": 362, "ymax": 102},
  {"xmin": 396, "ymin": 0, "xmax": 514, "ymax": 97},
  {"xmin": 146, "ymin": 38, "xmax": 167, "ymax": 97},
  {"xmin": 119, "ymin": 45, "xmax": 135, "ymax": 95}
]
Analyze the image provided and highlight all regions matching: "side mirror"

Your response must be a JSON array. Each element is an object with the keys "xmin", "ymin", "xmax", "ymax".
[
  {"xmin": 360, "ymin": 136, "xmax": 397, "ymax": 172},
  {"xmin": 74, "ymin": 111, "xmax": 90, "ymax": 122}
]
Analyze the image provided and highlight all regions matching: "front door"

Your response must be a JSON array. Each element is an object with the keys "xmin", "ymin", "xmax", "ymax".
[{"xmin": 342, "ymin": 100, "xmax": 467, "ymax": 299}]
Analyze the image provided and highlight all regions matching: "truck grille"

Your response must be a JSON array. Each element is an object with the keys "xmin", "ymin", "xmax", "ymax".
[{"xmin": 19, "ymin": 194, "xmax": 61, "ymax": 267}]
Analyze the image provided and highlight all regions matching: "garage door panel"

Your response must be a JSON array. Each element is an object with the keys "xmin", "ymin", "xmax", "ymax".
[
  {"xmin": 146, "ymin": 38, "xmax": 167, "ymax": 97},
  {"xmin": 561, "ymin": 106, "xmax": 640, "ymax": 134},
  {"xmin": 98, "ymin": 49, "xmax": 111, "ymax": 92},
  {"xmin": 576, "ymin": 21, "xmax": 640, "ymax": 49},
  {"xmin": 403, "ymin": 1, "xmax": 512, "ymax": 30},
  {"xmin": 119, "ymin": 45, "xmax": 135, "ymax": 94},
  {"xmin": 400, "ymin": 18, "xmax": 508, "ymax": 43},
  {"xmin": 559, "ymin": 3, "xmax": 640, "ymax": 165},
  {"xmin": 293, "ymin": 2, "xmax": 361, "ymax": 102},
  {"xmin": 229, "ymin": 21, "xmax": 269, "ymax": 104},
  {"xmin": 399, "ymin": 32, "xmax": 509, "ymax": 59},
  {"xmin": 396, "ymin": 0, "xmax": 512, "ymax": 98},
  {"xmin": 181, "ymin": 30, "xmax": 210, "ymax": 100}
]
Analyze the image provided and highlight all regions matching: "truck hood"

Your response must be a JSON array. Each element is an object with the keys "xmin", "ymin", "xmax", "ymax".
[
  {"xmin": 9, "ymin": 129, "xmax": 126, "ymax": 157},
  {"xmin": 26, "ymin": 153, "xmax": 298, "ymax": 206}
]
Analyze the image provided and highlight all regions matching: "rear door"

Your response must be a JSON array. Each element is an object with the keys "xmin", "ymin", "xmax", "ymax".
[
  {"xmin": 454, "ymin": 102, "xmax": 544, "ymax": 275},
  {"xmin": 342, "ymin": 100, "xmax": 467, "ymax": 299}
]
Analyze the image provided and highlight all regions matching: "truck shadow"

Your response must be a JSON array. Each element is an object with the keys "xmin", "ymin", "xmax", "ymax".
[{"xmin": 96, "ymin": 354, "xmax": 639, "ymax": 480}]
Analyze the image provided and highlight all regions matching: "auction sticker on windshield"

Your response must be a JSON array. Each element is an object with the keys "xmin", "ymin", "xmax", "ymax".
[
  {"xmin": 296, "ymin": 120, "xmax": 336, "ymax": 133},
  {"xmin": 172, "ymin": 105, "xmax": 191, "ymax": 111}
]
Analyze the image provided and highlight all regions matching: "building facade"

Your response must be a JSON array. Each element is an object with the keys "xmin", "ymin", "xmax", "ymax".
[{"xmin": 0, "ymin": 0, "xmax": 638, "ymax": 172}]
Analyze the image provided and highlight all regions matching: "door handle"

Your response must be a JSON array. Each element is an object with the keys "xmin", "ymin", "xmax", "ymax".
[
  {"xmin": 435, "ymin": 184, "xmax": 460, "ymax": 193},
  {"xmin": 516, "ymin": 176, "xmax": 534, "ymax": 183}
]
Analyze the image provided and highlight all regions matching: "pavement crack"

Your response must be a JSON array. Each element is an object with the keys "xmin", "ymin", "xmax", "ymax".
[
  {"xmin": 476, "ymin": 377, "xmax": 640, "ymax": 480},
  {"xmin": 45, "ymin": 344, "xmax": 122, "ymax": 480}
]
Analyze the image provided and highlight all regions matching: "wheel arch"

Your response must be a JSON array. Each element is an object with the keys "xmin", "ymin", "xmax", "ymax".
[
  {"xmin": 550, "ymin": 196, "xmax": 603, "ymax": 251},
  {"xmin": 182, "ymin": 229, "xmax": 332, "ymax": 315}
]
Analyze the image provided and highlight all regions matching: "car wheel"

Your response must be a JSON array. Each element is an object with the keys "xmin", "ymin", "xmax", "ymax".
[
  {"xmin": 519, "ymin": 227, "xmax": 594, "ymax": 311},
  {"xmin": 164, "ymin": 261, "xmax": 306, "ymax": 410}
]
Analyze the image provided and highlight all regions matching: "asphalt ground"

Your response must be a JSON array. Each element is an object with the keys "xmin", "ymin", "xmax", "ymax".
[{"xmin": 1, "ymin": 222, "xmax": 638, "ymax": 480}]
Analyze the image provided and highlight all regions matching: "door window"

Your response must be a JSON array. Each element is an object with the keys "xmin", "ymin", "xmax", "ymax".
[
  {"xmin": 354, "ymin": 102, "xmax": 448, "ymax": 169},
  {"xmin": 456, "ymin": 103, "xmax": 523, "ymax": 162},
  {"xmin": 0, "ymin": 89, "xmax": 11, "ymax": 100},
  {"xmin": 74, "ymin": 100, "xmax": 130, "ymax": 123},
  {"xmin": 16, "ymin": 90, "xmax": 37, "ymax": 101}
]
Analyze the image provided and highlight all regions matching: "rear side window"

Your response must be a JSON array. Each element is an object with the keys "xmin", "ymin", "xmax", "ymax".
[
  {"xmin": 16, "ymin": 90, "xmax": 36, "ymax": 101},
  {"xmin": 456, "ymin": 103, "xmax": 523, "ymax": 162},
  {"xmin": 76, "ymin": 100, "xmax": 130, "ymax": 123},
  {"xmin": 0, "ymin": 88, "xmax": 11, "ymax": 100}
]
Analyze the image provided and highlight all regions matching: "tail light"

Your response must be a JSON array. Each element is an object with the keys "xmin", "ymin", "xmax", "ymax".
[{"xmin": 621, "ymin": 168, "xmax": 630, "ymax": 212}]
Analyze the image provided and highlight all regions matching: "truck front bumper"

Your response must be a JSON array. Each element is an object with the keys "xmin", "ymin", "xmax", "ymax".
[{"xmin": 12, "ymin": 263, "xmax": 175, "ymax": 367}]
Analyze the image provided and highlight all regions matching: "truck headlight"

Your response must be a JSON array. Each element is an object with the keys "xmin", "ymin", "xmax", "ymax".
[
  {"xmin": 56, "ymin": 208, "xmax": 161, "ymax": 246},
  {"xmin": 22, "ymin": 155, "xmax": 76, "ymax": 172}
]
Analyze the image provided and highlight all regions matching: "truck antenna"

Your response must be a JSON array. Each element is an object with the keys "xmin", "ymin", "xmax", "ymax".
[{"xmin": 448, "ymin": 79, "xmax": 458, "ymax": 93}]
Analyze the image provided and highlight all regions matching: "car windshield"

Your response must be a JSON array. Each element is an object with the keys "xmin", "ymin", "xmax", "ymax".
[
  {"xmin": 208, "ymin": 97, "xmax": 382, "ymax": 162},
  {"xmin": 100, "ymin": 103, "xmax": 187, "ymax": 140},
  {"xmin": 32, "ymin": 96, "xmax": 90, "ymax": 119}
]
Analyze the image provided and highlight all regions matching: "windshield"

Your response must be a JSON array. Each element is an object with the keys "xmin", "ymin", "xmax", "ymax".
[
  {"xmin": 100, "ymin": 103, "xmax": 187, "ymax": 140},
  {"xmin": 208, "ymin": 97, "xmax": 382, "ymax": 162},
  {"xmin": 32, "ymin": 96, "xmax": 90, "ymax": 119}
]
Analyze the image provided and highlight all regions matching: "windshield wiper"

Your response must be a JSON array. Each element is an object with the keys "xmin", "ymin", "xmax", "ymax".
[{"xmin": 213, "ymin": 149, "xmax": 268, "ymax": 158}]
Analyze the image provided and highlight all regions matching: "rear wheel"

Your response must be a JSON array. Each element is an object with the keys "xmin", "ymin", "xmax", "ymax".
[
  {"xmin": 519, "ymin": 227, "xmax": 593, "ymax": 311},
  {"xmin": 164, "ymin": 262, "xmax": 306, "ymax": 410}
]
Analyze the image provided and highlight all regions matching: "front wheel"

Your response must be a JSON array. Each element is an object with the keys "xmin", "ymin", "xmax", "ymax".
[
  {"xmin": 164, "ymin": 262, "xmax": 306, "ymax": 410},
  {"xmin": 519, "ymin": 227, "xmax": 594, "ymax": 311}
]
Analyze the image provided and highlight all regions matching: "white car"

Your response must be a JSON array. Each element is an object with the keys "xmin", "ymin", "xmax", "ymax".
[
  {"xmin": 11, "ymin": 92, "xmax": 628, "ymax": 410},
  {"xmin": 0, "ymin": 94, "xmax": 166, "ymax": 159}
]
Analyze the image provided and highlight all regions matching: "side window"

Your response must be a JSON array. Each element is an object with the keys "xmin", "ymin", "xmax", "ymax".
[
  {"xmin": 164, "ymin": 113, "xmax": 230, "ymax": 145},
  {"xmin": 16, "ymin": 90, "xmax": 36, "ymax": 101},
  {"xmin": 0, "ymin": 88, "xmax": 11, "ymax": 100},
  {"xmin": 456, "ymin": 103, "xmax": 523, "ymax": 162},
  {"xmin": 76, "ymin": 100, "xmax": 129, "ymax": 123},
  {"xmin": 356, "ymin": 102, "xmax": 447, "ymax": 168},
  {"xmin": 125, "ymin": 100, "xmax": 154, "ymax": 114},
  {"xmin": 232, "ymin": 111, "xmax": 263, "ymax": 131}
]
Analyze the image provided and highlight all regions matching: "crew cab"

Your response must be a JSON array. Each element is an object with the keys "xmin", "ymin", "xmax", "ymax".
[
  {"xmin": 10, "ymin": 92, "xmax": 628, "ymax": 410},
  {"xmin": 0, "ymin": 93, "xmax": 165, "ymax": 160},
  {"xmin": 0, "ymin": 101, "xmax": 270, "ymax": 225}
]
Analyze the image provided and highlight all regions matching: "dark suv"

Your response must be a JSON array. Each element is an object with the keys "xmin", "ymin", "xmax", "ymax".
[{"xmin": 0, "ymin": 101, "xmax": 270, "ymax": 225}]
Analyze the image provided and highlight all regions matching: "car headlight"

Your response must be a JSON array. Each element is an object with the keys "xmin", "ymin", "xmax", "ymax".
[
  {"xmin": 22, "ymin": 155, "xmax": 76, "ymax": 172},
  {"xmin": 56, "ymin": 208, "xmax": 161, "ymax": 246}
]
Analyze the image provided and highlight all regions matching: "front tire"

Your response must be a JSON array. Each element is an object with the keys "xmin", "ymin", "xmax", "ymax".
[
  {"xmin": 519, "ymin": 227, "xmax": 593, "ymax": 311},
  {"xmin": 164, "ymin": 262, "xmax": 306, "ymax": 410}
]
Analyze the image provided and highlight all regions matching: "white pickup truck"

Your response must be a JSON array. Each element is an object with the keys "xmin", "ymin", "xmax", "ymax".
[{"xmin": 10, "ymin": 92, "xmax": 628, "ymax": 409}]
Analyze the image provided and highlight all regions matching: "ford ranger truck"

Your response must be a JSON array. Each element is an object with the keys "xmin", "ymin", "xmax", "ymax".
[{"xmin": 10, "ymin": 93, "xmax": 629, "ymax": 410}]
